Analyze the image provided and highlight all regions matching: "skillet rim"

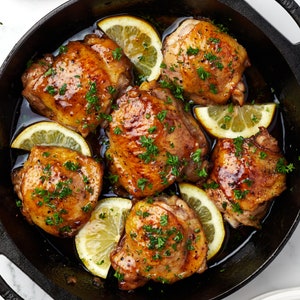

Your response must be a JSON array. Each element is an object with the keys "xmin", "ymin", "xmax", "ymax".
[{"xmin": 0, "ymin": 0, "xmax": 300, "ymax": 299}]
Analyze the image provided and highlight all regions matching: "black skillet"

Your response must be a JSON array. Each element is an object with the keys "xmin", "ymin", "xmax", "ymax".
[{"xmin": 1, "ymin": 0, "xmax": 300, "ymax": 299}]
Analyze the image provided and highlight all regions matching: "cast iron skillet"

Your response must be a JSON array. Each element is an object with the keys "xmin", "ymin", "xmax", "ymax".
[{"xmin": 1, "ymin": 0, "xmax": 300, "ymax": 299}]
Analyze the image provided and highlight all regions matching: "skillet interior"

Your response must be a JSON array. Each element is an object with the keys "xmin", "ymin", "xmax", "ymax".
[{"xmin": 1, "ymin": 0, "xmax": 300, "ymax": 299}]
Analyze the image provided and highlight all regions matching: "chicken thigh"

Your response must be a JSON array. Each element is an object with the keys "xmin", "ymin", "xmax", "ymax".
[
  {"xmin": 106, "ymin": 81, "xmax": 209, "ymax": 198},
  {"xmin": 12, "ymin": 146, "xmax": 103, "ymax": 237},
  {"xmin": 205, "ymin": 127, "xmax": 286, "ymax": 228},
  {"xmin": 110, "ymin": 194, "xmax": 208, "ymax": 290},
  {"xmin": 162, "ymin": 18, "xmax": 250, "ymax": 105},
  {"xmin": 22, "ymin": 34, "xmax": 133, "ymax": 137}
]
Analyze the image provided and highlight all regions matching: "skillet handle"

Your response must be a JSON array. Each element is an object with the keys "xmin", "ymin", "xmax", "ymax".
[
  {"xmin": 0, "ymin": 275, "xmax": 24, "ymax": 300},
  {"xmin": 274, "ymin": 0, "xmax": 300, "ymax": 27}
]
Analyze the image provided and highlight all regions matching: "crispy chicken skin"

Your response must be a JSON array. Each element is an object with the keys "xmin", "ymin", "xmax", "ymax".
[
  {"xmin": 205, "ymin": 127, "xmax": 286, "ymax": 228},
  {"xmin": 162, "ymin": 19, "xmax": 250, "ymax": 105},
  {"xmin": 110, "ymin": 195, "xmax": 208, "ymax": 290},
  {"xmin": 22, "ymin": 34, "xmax": 133, "ymax": 137},
  {"xmin": 106, "ymin": 81, "xmax": 209, "ymax": 198},
  {"xmin": 12, "ymin": 146, "xmax": 103, "ymax": 237}
]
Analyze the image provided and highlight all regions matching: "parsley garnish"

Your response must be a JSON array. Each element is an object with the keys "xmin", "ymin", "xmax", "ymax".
[
  {"xmin": 59, "ymin": 83, "xmax": 67, "ymax": 95},
  {"xmin": 233, "ymin": 136, "xmax": 244, "ymax": 157},
  {"xmin": 159, "ymin": 79, "xmax": 184, "ymax": 101},
  {"xmin": 191, "ymin": 149, "xmax": 202, "ymax": 163},
  {"xmin": 276, "ymin": 158, "xmax": 295, "ymax": 174},
  {"xmin": 112, "ymin": 47, "xmax": 123, "ymax": 60},
  {"xmin": 46, "ymin": 85, "xmax": 56, "ymax": 96},
  {"xmin": 113, "ymin": 127, "xmax": 122, "ymax": 135},
  {"xmin": 156, "ymin": 110, "xmax": 167, "ymax": 122},
  {"xmin": 138, "ymin": 136, "xmax": 159, "ymax": 163},
  {"xmin": 231, "ymin": 202, "xmax": 243, "ymax": 214},
  {"xmin": 85, "ymin": 81, "xmax": 100, "ymax": 113},
  {"xmin": 186, "ymin": 46, "xmax": 199, "ymax": 55},
  {"xmin": 137, "ymin": 178, "xmax": 149, "ymax": 191},
  {"xmin": 59, "ymin": 45, "xmax": 68, "ymax": 54},
  {"xmin": 166, "ymin": 152, "xmax": 181, "ymax": 176},
  {"xmin": 81, "ymin": 203, "xmax": 92, "ymax": 213},
  {"xmin": 197, "ymin": 67, "xmax": 211, "ymax": 80},
  {"xmin": 203, "ymin": 181, "xmax": 219, "ymax": 189},
  {"xmin": 114, "ymin": 271, "xmax": 124, "ymax": 282},
  {"xmin": 160, "ymin": 214, "xmax": 169, "ymax": 226},
  {"xmin": 107, "ymin": 86, "xmax": 116, "ymax": 95},
  {"xmin": 233, "ymin": 189, "xmax": 249, "ymax": 200},
  {"xmin": 63, "ymin": 161, "xmax": 80, "ymax": 171},
  {"xmin": 209, "ymin": 83, "xmax": 218, "ymax": 94}
]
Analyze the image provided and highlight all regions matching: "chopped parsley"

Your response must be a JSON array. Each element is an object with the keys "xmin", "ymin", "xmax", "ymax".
[
  {"xmin": 113, "ymin": 127, "xmax": 122, "ymax": 135},
  {"xmin": 81, "ymin": 203, "xmax": 92, "ymax": 213},
  {"xmin": 156, "ymin": 110, "xmax": 167, "ymax": 122},
  {"xmin": 276, "ymin": 158, "xmax": 295, "ymax": 174},
  {"xmin": 85, "ymin": 81, "xmax": 100, "ymax": 113},
  {"xmin": 186, "ymin": 46, "xmax": 199, "ymax": 55},
  {"xmin": 58, "ymin": 45, "xmax": 68, "ymax": 54},
  {"xmin": 233, "ymin": 189, "xmax": 249, "ymax": 200},
  {"xmin": 59, "ymin": 83, "xmax": 67, "ymax": 95},
  {"xmin": 197, "ymin": 67, "xmax": 211, "ymax": 80},
  {"xmin": 63, "ymin": 161, "xmax": 80, "ymax": 171},
  {"xmin": 160, "ymin": 214, "xmax": 169, "ymax": 226},
  {"xmin": 231, "ymin": 202, "xmax": 243, "ymax": 214},
  {"xmin": 138, "ymin": 136, "xmax": 159, "ymax": 163},
  {"xmin": 137, "ymin": 178, "xmax": 149, "ymax": 191},
  {"xmin": 191, "ymin": 149, "xmax": 202, "ymax": 163},
  {"xmin": 112, "ymin": 47, "xmax": 123, "ymax": 60},
  {"xmin": 209, "ymin": 83, "xmax": 218, "ymax": 94},
  {"xmin": 159, "ymin": 79, "xmax": 184, "ymax": 101},
  {"xmin": 233, "ymin": 136, "xmax": 244, "ymax": 157},
  {"xmin": 46, "ymin": 85, "xmax": 56, "ymax": 96}
]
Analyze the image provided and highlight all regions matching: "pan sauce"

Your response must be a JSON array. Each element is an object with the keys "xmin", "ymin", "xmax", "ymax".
[{"xmin": 10, "ymin": 14, "xmax": 286, "ymax": 288}]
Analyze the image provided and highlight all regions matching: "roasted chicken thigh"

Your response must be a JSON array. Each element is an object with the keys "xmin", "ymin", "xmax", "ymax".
[
  {"xmin": 205, "ymin": 127, "xmax": 286, "ymax": 228},
  {"xmin": 12, "ymin": 146, "xmax": 103, "ymax": 237},
  {"xmin": 162, "ymin": 19, "xmax": 250, "ymax": 105},
  {"xmin": 106, "ymin": 81, "xmax": 209, "ymax": 198},
  {"xmin": 22, "ymin": 34, "xmax": 133, "ymax": 137},
  {"xmin": 110, "ymin": 195, "xmax": 208, "ymax": 290}
]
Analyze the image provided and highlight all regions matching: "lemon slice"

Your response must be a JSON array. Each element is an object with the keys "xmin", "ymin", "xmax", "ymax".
[
  {"xmin": 75, "ymin": 197, "xmax": 132, "ymax": 279},
  {"xmin": 11, "ymin": 121, "xmax": 91, "ymax": 156},
  {"xmin": 97, "ymin": 15, "xmax": 163, "ymax": 82},
  {"xmin": 179, "ymin": 183, "xmax": 225, "ymax": 260},
  {"xmin": 194, "ymin": 103, "xmax": 276, "ymax": 138}
]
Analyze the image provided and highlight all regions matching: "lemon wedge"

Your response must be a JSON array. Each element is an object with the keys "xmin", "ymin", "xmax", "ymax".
[
  {"xmin": 194, "ymin": 103, "xmax": 276, "ymax": 138},
  {"xmin": 179, "ymin": 183, "xmax": 225, "ymax": 260},
  {"xmin": 75, "ymin": 197, "xmax": 132, "ymax": 279},
  {"xmin": 97, "ymin": 15, "xmax": 163, "ymax": 82},
  {"xmin": 11, "ymin": 121, "xmax": 91, "ymax": 156}
]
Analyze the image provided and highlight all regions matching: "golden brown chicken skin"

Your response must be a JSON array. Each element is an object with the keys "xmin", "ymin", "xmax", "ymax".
[
  {"xmin": 106, "ymin": 81, "xmax": 209, "ymax": 198},
  {"xmin": 110, "ymin": 195, "xmax": 208, "ymax": 290},
  {"xmin": 205, "ymin": 127, "xmax": 286, "ymax": 228},
  {"xmin": 162, "ymin": 19, "xmax": 250, "ymax": 105},
  {"xmin": 22, "ymin": 34, "xmax": 133, "ymax": 137},
  {"xmin": 12, "ymin": 146, "xmax": 103, "ymax": 237}
]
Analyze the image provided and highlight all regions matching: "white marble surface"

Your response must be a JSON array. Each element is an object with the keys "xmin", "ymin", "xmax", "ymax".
[{"xmin": 1, "ymin": 1, "xmax": 300, "ymax": 299}]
